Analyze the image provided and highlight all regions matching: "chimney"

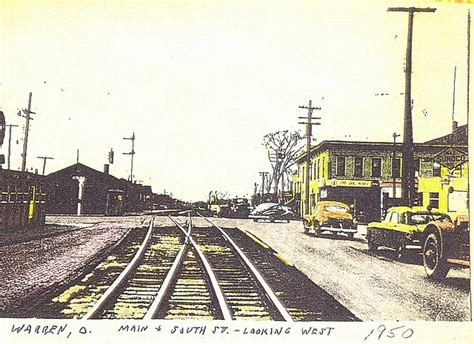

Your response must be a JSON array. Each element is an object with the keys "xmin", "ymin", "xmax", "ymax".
[
  {"xmin": 104, "ymin": 164, "xmax": 109, "ymax": 174},
  {"xmin": 452, "ymin": 120, "xmax": 458, "ymax": 133}
]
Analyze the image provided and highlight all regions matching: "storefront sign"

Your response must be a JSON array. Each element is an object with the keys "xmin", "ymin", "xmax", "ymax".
[
  {"xmin": 433, "ymin": 147, "xmax": 468, "ymax": 170},
  {"xmin": 329, "ymin": 179, "xmax": 373, "ymax": 188}
]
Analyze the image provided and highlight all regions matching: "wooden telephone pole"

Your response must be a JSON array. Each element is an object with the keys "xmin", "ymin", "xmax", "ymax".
[
  {"xmin": 123, "ymin": 132, "xmax": 136, "ymax": 182},
  {"xmin": 37, "ymin": 156, "xmax": 54, "ymax": 175},
  {"xmin": 18, "ymin": 92, "xmax": 35, "ymax": 172},
  {"xmin": 388, "ymin": 7, "xmax": 436, "ymax": 206},
  {"xmin": 298, "ymin": 100, "xmax": 321, "ymax": 215}
]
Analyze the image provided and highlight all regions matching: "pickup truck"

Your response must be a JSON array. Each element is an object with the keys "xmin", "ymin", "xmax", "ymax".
[{"xmin": 422, "ymin": 213, "xmax": 470, "ymax": 280}]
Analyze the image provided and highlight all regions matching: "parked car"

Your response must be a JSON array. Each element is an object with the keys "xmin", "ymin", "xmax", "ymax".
[
  {"xmin": 422, "ymin": 211, "xmax": 469, "ymax": 280},
  {"xmin": 367, "ymin": 206, "xmax": 450, "ymax": 257},
  {"xmin": 249, "ymin": 203, "xmax": 293, "ymax": 222},
  {"xmin": 228, "ymin": 198, "xmax": 251, "ymax": 218},
  {"xmin": 303, "ymin": 201, "xmax": 356, "ymax": 239}
]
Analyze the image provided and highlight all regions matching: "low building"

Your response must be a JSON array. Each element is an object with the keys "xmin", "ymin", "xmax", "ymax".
[
  {"xmin": 292, "ymin": 123, "xmax": 468, "ymax": 221},
  {"xmin": 0, "ymin": 169, "xmax": 46, "ymax": 229},
  {"xmin": 45, "ymin": 163, "xmax": 153, "ymax": 215}
]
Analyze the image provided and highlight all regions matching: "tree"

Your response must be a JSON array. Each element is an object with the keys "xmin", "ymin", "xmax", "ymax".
[{"xmin": 262, "ymin": 130, "xmax": 304, "ymax": 201}]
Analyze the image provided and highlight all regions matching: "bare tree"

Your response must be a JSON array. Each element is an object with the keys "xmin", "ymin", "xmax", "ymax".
[{"xmin": 262, "ymin": 130, "xmax": 304, "ymax": 201}]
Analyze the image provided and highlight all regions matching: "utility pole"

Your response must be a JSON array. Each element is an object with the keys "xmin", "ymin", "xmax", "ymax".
[
  {"xmin": 123, "ymin": 132, "xmax": 136, "ymax": 182},
  {"xmin": 18, "ymin": 92, "xmax": 35, "ymax": 172},
  {"xmin": 392, "ymin": 132, "xmax": 400, "ymax": 199},
  {"xmin": 467, "ymin": 10, "xmax": 471, "ymax": 131},
  {"xmin": 452, "ymin": 66, "xmax": 457, "ymax": 126},
  {"xmin": 298, "ymin": 100, "xmax": 321, "ymax": 215},
  {"xmin": 6, "ymin": 124, "xmax": 19, "ymax": 170},
  {"xmin": 259, "ymin": 171, "xmax": 269, "ymax": 198},
  {"xmin": 388, "ymin": 7, "xmax": 436, "ymax": 206},
  {"xmin": 37, "ymin": 156, "xmax": 54, "ymax": 175}
]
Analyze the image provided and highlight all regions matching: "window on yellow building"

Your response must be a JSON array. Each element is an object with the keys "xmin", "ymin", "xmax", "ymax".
[
  {"xmin": 354, "ymin": 157, "xmax": 363, "ymax": 177},
  {"xmin": 322, "ymin": 157, "xmax": 326, "ymax": 178},
  {"xmin": 336, "ymin": 157, "xmax": 345, "ymax": 177},
  {"xmin": 429, "ymin": 192, "xmax": 439, "ymax": 209},
  {"xmin": 316, "ymin": 159, "xmax": 319, "ymax": 179},
  {"xmin": 433, "ymin": 162, "xmax": 441, "ymax": 177}
]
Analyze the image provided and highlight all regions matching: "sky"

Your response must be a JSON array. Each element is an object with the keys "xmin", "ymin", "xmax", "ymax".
[{"xmin": 0, "ymin": 0, "xmax": 472, "ymax": 201}]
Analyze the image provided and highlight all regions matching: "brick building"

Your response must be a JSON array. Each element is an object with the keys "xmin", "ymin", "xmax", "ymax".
[
  {"xmin": 292, "ymin": 124, "xmax": 468, "ymax": 222},
  {"xmin": 45, "ymin": 163, "xmax": 153, "ymax": 215}
]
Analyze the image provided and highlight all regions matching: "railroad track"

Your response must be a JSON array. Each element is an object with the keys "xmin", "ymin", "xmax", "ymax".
[
  {"xmin": 33, "ymin": 213, "xmax": 357, "ymax": 321},
  {"xmin": 77, "ymin": 214, "xmax": 292, "ymax": 320}
]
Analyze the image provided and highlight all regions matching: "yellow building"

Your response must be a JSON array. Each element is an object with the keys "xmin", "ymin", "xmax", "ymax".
[
  {"xmin": 292, "ymin": 123, "xmax": 468, "ymax": 222},
  {"xmin": 417, "ymin": 124, "xmax": 468, "ymax": 216}
]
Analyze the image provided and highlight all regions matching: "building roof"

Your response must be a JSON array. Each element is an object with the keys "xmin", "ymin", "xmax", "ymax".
[
  {"xmin": 424, "ymin": 123, "xmax": 468, "ymax": 145},
  {"xmin": 295, "ymin": 124, "xmax": 468, "ymax": 164},
  {"xmin": 46, "ymin": 162, "xmax": 121, "ymax": 184},
  {"xmin": 295, "ymin": 140, "xmax": 467, "ymax": 164}
]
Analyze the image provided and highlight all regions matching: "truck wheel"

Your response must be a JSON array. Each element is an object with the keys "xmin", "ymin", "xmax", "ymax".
[
  {"xmin": 314, "ymin": 221, "xmax": 321, "ymax": 237},
  {"xmin": 423, "ymin": 232, "xmax": 449, "ymax": 280},
  {"xmin": 303, "ymin": 221, "xmax": 310, "ymax": 234}
]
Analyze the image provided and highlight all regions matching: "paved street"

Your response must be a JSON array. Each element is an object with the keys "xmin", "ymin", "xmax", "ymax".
[
  {"xmin": 192, "ymin": 217, "xmax": 471, "ymax": 321},
  {"xmin": 1, "ymin": 215, "xmax": 469, "ymax": 321}
]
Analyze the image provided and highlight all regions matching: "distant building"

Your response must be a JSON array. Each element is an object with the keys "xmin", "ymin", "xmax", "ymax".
[{"xmin": 45, "ymin": 163, "xmax": 153, "ymax": 215}]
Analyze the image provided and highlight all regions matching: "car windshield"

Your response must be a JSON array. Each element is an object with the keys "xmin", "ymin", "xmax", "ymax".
[
  {"xmin": 324, "ymin": 205, "xmax": 349, "ymax": 213},
  {"xmin": 253, "ymin": 203, "xmax": 278, "ymax": 212},
  {"xmin": 408, "ymin": 212, "xmax": 448, "ymax": 225}
]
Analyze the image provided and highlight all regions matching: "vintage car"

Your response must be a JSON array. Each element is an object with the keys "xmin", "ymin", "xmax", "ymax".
[
  {"xmin": 422, "ymin": 212, "xmax": 470, "ymax": 280},
  {"xmin": 227, "ymin": 198, "xmax": 251, "ymax": 218},
  {"xmin": 303, "ymin": 201, "xmax": 356, "ymax": 238},
  {"xmin": 249, "ymin": 203, "xmax": 293, "ymax": 222},
  {"xmin": 367, "ymin": 206, "xmax": 450, "ymax": 257}
]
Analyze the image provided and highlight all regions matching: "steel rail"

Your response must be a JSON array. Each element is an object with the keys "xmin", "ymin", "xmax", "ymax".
[
  {"xmin": 82, "ymin": 215, "xmax": 156, "ymax": 319},
  {"xmin": 198, "ymin": 213, "xmax": 294, "ymax": 322},
  {"xmin": 163, "ymin": 215, "xmax": 233, "ymax": 320},
  {"xmin": 143, "ymin": 214, "xmax": 193, "ymax": 320}
]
